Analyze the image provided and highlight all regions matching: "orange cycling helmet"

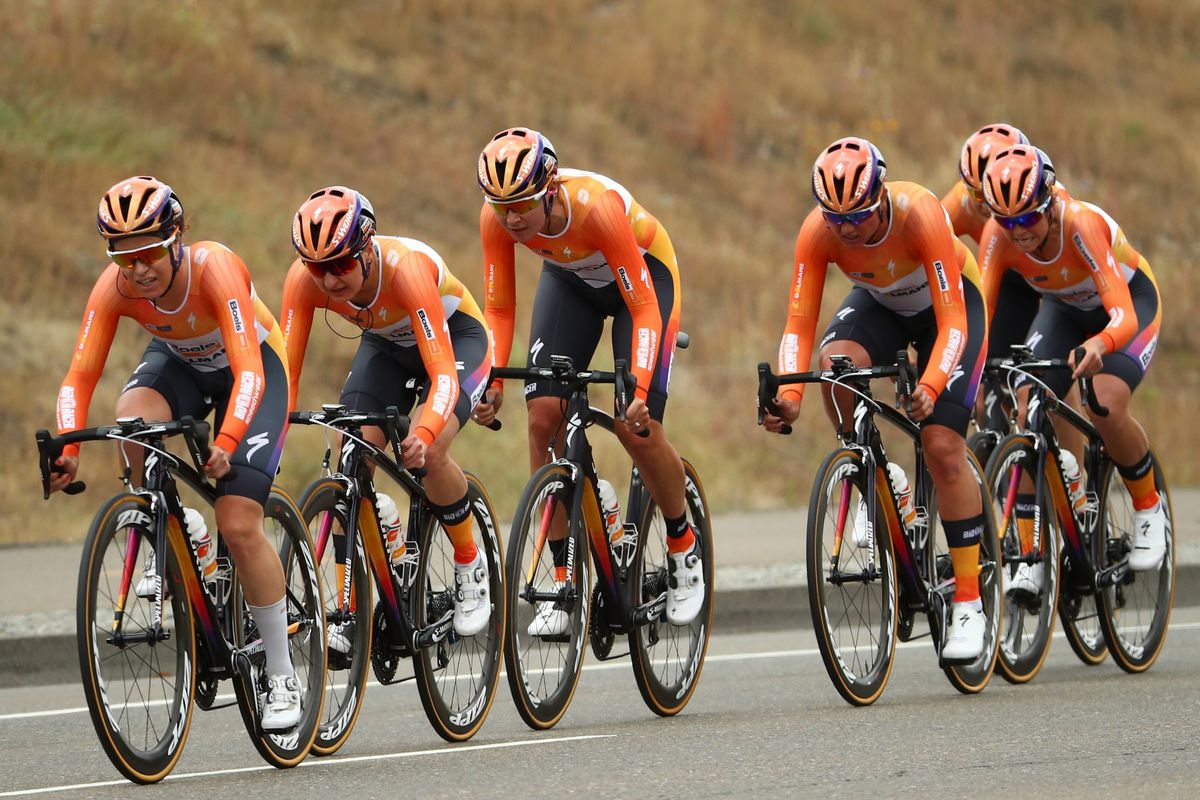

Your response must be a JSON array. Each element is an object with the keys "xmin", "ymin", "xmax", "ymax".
[
  {"xmin": 97, "ymin": 176, "xmax": 183, "ymax": 240},
  {"xmin": 959, "ymin": 123, "xmax": 1029, "ymax": 192},
  {"xmin": 478, "ymin": 128, "xmax": 558, "ymax": 202},
  {"xmin": 981, "ymin": 145, "xmax": 1056, "ymax": 218},
  {"xmin": 291, "ymin": 186, "xmax": 376, "ymax": 263},
  {"xmin": 811, "ymin": 137, "xmax": 888, "ymax": 213}
]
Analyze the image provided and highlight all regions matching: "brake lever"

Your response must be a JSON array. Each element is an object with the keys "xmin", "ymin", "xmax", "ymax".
[
  {"xmin": 895, "ymin": 350, "xmax": 914, "ymax": 415},
  {"xmin": 756, "ymin": 363, "xmax": 792, "ymax": 435},
  {"xmin": 1074, "ymin": 346, "xmax": 1109, "ymax": 417}
]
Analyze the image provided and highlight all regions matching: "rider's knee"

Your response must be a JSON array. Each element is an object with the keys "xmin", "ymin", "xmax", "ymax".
[{"xmin": 922, "ymin": 429, "xmax": 967, "ymax": 479}]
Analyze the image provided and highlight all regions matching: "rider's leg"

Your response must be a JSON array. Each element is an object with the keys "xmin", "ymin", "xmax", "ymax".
[
  {"xmin": 923, "ymin": 424, "xmax": 984, "ymax": 603},
  {"xmin": 613, "ymin": 419, "xmax": 689, "ymax": 542},
  {"xmin": 1088, "ymin": 374, "xmax": 1159, "ymax": 509},
  {"xmin": 414, "ymin": 412, "xmax": 477, "ymax": 564}
]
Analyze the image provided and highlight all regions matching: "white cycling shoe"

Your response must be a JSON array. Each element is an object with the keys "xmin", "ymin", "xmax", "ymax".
[
  {"xmin": 327, "ymin": 620, "xmax": 354, "ymax": 655},
  {"xmin": 847, "ymin": 497, "xmax": 873, "ymax": 548},
  {"xmin": 527, "ymin": 582, "xmax": 568, "ymax": 638},
  {"xmin": 452, "ymin": 552, "xmax": 491, "ymax": 637},
  {"xmin": 134, "ymin": 550, "xmax": 160, "ymax": 599},
  {"xmin": 1005, "ymin": 562, "xmax": 1044, "ymax": 599},
  {"xmin": 942, "ymin": 602, "xmax": 985, "ymax": 662},
  {"xmin": 260, "ymin": 673, "xmax": 302, "ymax": 731},
  {"xmin": 666, "ymin": 539, "xmax": 705, "ymax": 626},
  {"xmin": 1129, "ymin": 502, "xmax": 1167, "ymax": 572}
]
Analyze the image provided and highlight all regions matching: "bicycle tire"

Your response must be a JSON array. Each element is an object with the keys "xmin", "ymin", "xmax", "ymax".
[
  {"xmin": 77, "ymin": 493, "xmax": 196, "ymax": 784},
  {"xmin": 1057, "ymin": 571, "xmax": 1108, "ymax": 665},
  {"xmin": 629, "ymin": 459, "xmax": 713, "ymax": 716},
  {"xmin": 985, "ymin": 435, "xmax": 1059, "ymax": 684},
  {"xmin": 298, "ymin": 478, "xmax": 373, "ymax": 756},
  {"xmin": 232, "ymin": 489, "xmax": 325, "ymax": 767},
  {"xmin": 503, "ymin": 462, "xmax": 590, "ymax": 730},
  {"xmin": 941, "ymin": 449, "xmax": 1002, "ymax": 694},
  {"xmin": 807, "ymin": 449, "xmax": 897, "ymax": 706},
  {"xmin": 412, "ymin": 472, "xmax": 506, "ymax": 741},
  {"xmin": 1094, "ymin": 452, "xmax": 1175, "ymax": 673},
  {"xmin": 967, "ymin": 430, "xmax": 999, "ymax": 471}
]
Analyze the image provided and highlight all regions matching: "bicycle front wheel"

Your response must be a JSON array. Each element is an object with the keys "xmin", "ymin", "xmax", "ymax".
[
  {"xmin": 503, "ymin": 463, "xmax": 590, "ymax": 730},
  {"xmin": 233, "ymin": 490, "xmax": 326, "ymax": 768},
  {"xmin": 412, "ymin": 472, "xmax": 505, "ymax": 741},
  {"xmin": 299, "ymin": 478, "xmax": 372, "ymax": 755},
  {"xmin": 1095, "ymin": 453, "xmax": 1175, "ymax": 673},
  {"xmin": 629, "ymin": 459, "xmax": 713, "ymax": 716},
  {"xmin": 986, "ymin": 435, "xmax": 1059, "ymax": 684},
  {"xmin": 77, "ymin": 494, "xmax": 196, "ymax": 784},
  {"xmin": 808, "ymin": 449, "xmax": 897, "ymax": 706}
]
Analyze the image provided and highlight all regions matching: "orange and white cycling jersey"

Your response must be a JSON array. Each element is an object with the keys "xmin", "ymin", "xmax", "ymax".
[
  {"xmin": 978, "ymin": 194, "xmax": 1158, "ymax": 354},
  {"xmin": 281, "ymin": 236, "xmax": 488, "ymax": 445},
  {"xmin": 57, "ymin": 242, "xmax": 283, "ymax": 456},
  {"xmin": 941, "ymin": 180, "xmax": 990, "ymax": 244},
  {"xmin": 480, "ymin": 168, "xmax": 680, "ymax": 401},
  {"xmin": 779, "ymin": 181, "xmax": 981, "ymax": 400}
]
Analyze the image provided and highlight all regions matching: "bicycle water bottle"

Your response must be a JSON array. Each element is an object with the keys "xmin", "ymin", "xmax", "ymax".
[
  {"xmin": 377, "ymin": 493, "xmax": 405, "ymax": 566},
  {"xmin": 887, "ymin": 463, "xmax": 918, "ymax": 533},
  {"xmin": 597, "ymin": 479, "xmax": 623, "ymax": 541},
  {"xmin": 184, "ymin": 507, "xmax": 217, "ymax": 583},
  {"xmin": 1059, "ymin": 450, "xmax": 1086, "ymax": 514}
]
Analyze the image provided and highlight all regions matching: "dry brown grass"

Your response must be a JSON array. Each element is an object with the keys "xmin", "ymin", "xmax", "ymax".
[{"xmin": 3, "ymin": 0, "xmax": 1197, "ymax": 543}]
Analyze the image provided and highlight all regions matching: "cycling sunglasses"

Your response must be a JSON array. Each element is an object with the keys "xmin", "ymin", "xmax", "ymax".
[
  {"xmin": 106, "ymin": 233, "xmax": 178, "ymax": 269},
  {"xmin": 821, "ymin": 197, "xmax": 882, "ymax": 227},
  {"xmin": 486, "ymin": 186, "xmax": 548, "ymax": 217},
  {"xmin": 995, "ymin": 192, "xmax": 1053, "ymax": 230},
  {"xmin": 304, "ymin": 247, "xmax": 367, "ymax": 278}
]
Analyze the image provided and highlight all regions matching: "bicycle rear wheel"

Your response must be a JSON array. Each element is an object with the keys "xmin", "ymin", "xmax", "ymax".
[
  {"xmin": 940, "ymin": 450, "xmax": 1002, "ymax": 694},
  {"xmin": 986, "ymin": 435, "xmax": 1059, "ymax": 684},
  {"xmin": 233, "ymin": 490, "xmax": 325, "ymax": 767},
  {"xmin": 629, "ymin": 459, "xmax": 713, "ymax": 716},
  {"xmin": 412, "ymin": 472, "xmax": 505, "ymax": 741},
  {"xmin": 503, "ymin": 463, "xmax": 590, "ymax": 730},
  {"xmin": 808, "ymin": 449, "xmax": 897, "ymax": 706},
  {"xmin": 1094, "ymin": 453, "xmax": 1175, "ymax": 673},
  {"xmin": 77, "ymin": 494, "xmax": 196, "ymax": 784},
  {"xmin": 298, "ymin": 478, "xmax": 372, "ymax": 755}
]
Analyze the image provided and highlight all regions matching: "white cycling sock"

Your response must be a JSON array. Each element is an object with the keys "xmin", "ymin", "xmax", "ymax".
[{"xmin": 248, "ymin": 597, "xmax": 293, "ymax": 677}]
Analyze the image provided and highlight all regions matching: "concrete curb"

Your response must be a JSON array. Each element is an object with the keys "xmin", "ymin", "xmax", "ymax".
[{"xmin": 3, "ymin": 565, "xmax": 1197, "ymax": 689}]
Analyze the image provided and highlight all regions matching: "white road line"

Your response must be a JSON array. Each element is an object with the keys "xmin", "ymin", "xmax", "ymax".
[
  {"xmin": 3, "ymin": 620, "xmax": 1199, "ymax": 723},
  {"xmin": 0, "ymin": 734, "xmax": 617, "ymax": 797}
]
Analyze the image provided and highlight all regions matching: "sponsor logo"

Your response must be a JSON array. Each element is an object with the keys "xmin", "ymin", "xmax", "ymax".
[
  {"xmin": 1073, "ymin": 233, "xmax": 1101, "ymax": 272},
  {"xmin": 283, "ymin": 308, "xmax": 294, "ymax": 338},
  {"xmin": 430, "ymin": 374, "xmax": 454, "ymax": 416},
  {"xmin": 1106, "ymin": 307, "xmax": 1125, "ymax": 330},
  {"xmin": 635, "ymin": 327, "xmax": 657, "ymax": 370},
  {"xmin": 233, "ymin": 370, "xmax": 260, "ymax": 422},
  {"xmin": 416, "ymin": 308, "xmax": 436, "ymax": 340},
  {"xmin": 836, "ymin": 306, "xmax": 855, "ymax": 320},
  {"xmin": 529, "ymin": 338, "xmax": 545, "ymax": 364},
  {"xmin": 780, "ymin": 333, "xmax": 801, "ymax": 372},
  {"xmin": 938, "ymin": 328, "xmax": 964, "ymax": 374},
  {"xmin": 77, "ymin": 310, "xmax": 95, "ymax": 350},
  {"xmin": 57, "ymin": 386, "xmax": 77, "ymax": 429},
  {"xmin": 617, "ymin": 266, "xmax": 634, "ymax": 293},
  {"xmin": 932, "ymin": 260, "xmax": 950, "ymax": 293},
  {"xmin": 244, "ymin": 431, "xmax": 271, "ymax": 461},
  {"xmin": 849, "ymin": 271, "xmax": 875, "ymax": 279},
  {"xmin": 1140, "ymin": 334, "xmax": 1158, "ymax": 368},
  {"xmin": 227, "ymin": 299, "xmax": 245, "ymax": 333},
  {"xmin": 885, "ymin": 284, "xmax": 928, "ymax": 299}
]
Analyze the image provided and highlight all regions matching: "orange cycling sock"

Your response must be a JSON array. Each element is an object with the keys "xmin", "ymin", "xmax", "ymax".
[
  {"xmin": 1117, "ymin": 452, "xmax": 1160, "ymax": 511},
  {"xmin": 430, "ymin": 494, "xmax": 478, "ymax": 565},
  {"xmin": 943, "ymin": 514, "xmax": 985, "ymax": 603},
  {"xmin": 1015, "ymin": 493, "xmax": 1037, "ymax": 554},
  {"xmin": 664, "ymin": 512, "xmax": 696, "ymax": 555}
]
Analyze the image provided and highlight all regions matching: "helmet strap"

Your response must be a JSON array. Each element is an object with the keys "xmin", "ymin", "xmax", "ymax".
[{"xmin": 154, "ymin": 231, "xmax": 185, "ymax": 303}]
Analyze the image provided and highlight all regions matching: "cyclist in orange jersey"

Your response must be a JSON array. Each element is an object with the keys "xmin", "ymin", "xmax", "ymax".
[
  {"xmin": 51, "ymin": 176, "xmax": 301, "ymax": 730},
  {"xmin": 762, "ymin": 138, "xmax": 990, "ymax": 660},
  {"xmin": 281, "ymin": 186, "xmax": 493, "ymax": 638},
  {"xmin": 979, "ymin": 146, "xmax": 1166, "ymax": 575},
  {"xmin": 470, "ymin": 127, "xmax": 703, "ymax": 630}
]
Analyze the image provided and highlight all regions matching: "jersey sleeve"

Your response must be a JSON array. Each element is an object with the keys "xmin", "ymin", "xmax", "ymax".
[
  {"xmin": 941, "ymin": 182, "xmax": 980, "ymax": 243},
  {"xmin": 199, "ymin": 251, "xmax": 265, "ymax": 454},
  {"xmin": 279, "ymin": 260, "xmax": 321, "ymax": 411},
  {"xmin": 391, "ymin": 251, "xmax": 460, "ymax": 446},
  {"xmin": 578, "ymin": 189, "xmax": 663, "ymax": 402},
  {"xmin": 1070, "ymin": 210, "xmax": 1140, "ymax": 353},
  {"xmin": 977, "ymin": 220, "xmax": 1010, "ymax": 326},
  {"xmin": 777, "ymin": 212, "xmax": 831, "ymax": 404},
  {"xmin": 905, "ymin": 193, "xmax": 970, "ymax": 400},
  {"xmin": 56, "ymin": 266, "xmax": 125, "ymax": 458},
  {"xmin": 480, "ymin": 206, "xmax": 518, "ymax": 394}
]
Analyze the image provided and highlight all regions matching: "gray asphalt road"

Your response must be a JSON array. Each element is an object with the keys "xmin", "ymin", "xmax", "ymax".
[{"xmin": 3, "ymin": 610, "xmax": 1199, "ymax": 799}]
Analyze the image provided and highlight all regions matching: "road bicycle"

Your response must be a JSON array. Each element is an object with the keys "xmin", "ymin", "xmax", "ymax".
[
  {"xmin": 494, "ymin": 343, "xmax": 713, "ymax": 729},
  {"xmin": 35, "ymin": 417, "xmax": 324, "ymax": 784},
  {"xmin": 984, "ymin": 345, "xmax": 1174, "ymax": 681},
  {"xmin": 289, "ymin": 404, "xmax": 504, "ymax": 750},
  {"xmin": 757, "ymin": 352, "xmax": 1001, "ymax": 706}
]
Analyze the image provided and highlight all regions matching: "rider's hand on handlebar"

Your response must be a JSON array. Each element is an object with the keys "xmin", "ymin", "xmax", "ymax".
[
  {"xmin": 399, "ymin": 433, "xmax": 428, "ymax": 470},
  {"xmin": 621, "ymin": 396, "xmax": 652, "ymax": 434},
  {"xmin": 905, "ymin": 385, "xmax": 935, "ymax": 422},
  {"xmin": 763, "ymin": 395, "xmax": 800, "ymax": 434},
  {"xmin": 471, "ymin": 387, "xmax": 503, "ymax": 427},
  {"xmin": 204, "ymin": 445, "xmax": 233, "ymax": 480},
  {"xmin": 1069, "ymin": 338, "xmax": 1105, "ymax": 380},
  {"xmin": 49, "ymin": 453, "xmax": 80, "ymax": 494}
]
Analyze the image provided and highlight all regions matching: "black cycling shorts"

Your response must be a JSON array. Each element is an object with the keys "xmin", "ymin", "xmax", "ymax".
[
  {"xmin": 523, "ymin": 254, "xmax": 678, "ymax": 422},
  {"xmin": 339, "ymin": 312, "xmax": 490, "ymax": 428},
  {"xmin": 988, "ymin": 269, "xmax": 1042, "ymax": 360},
  {"xmin": 820, "ymin": 281, "xmax": 988, "ymax": 437},
  {"xmin": 123, "ymin": 339, "xmax": 289, "ymax": 505}
]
